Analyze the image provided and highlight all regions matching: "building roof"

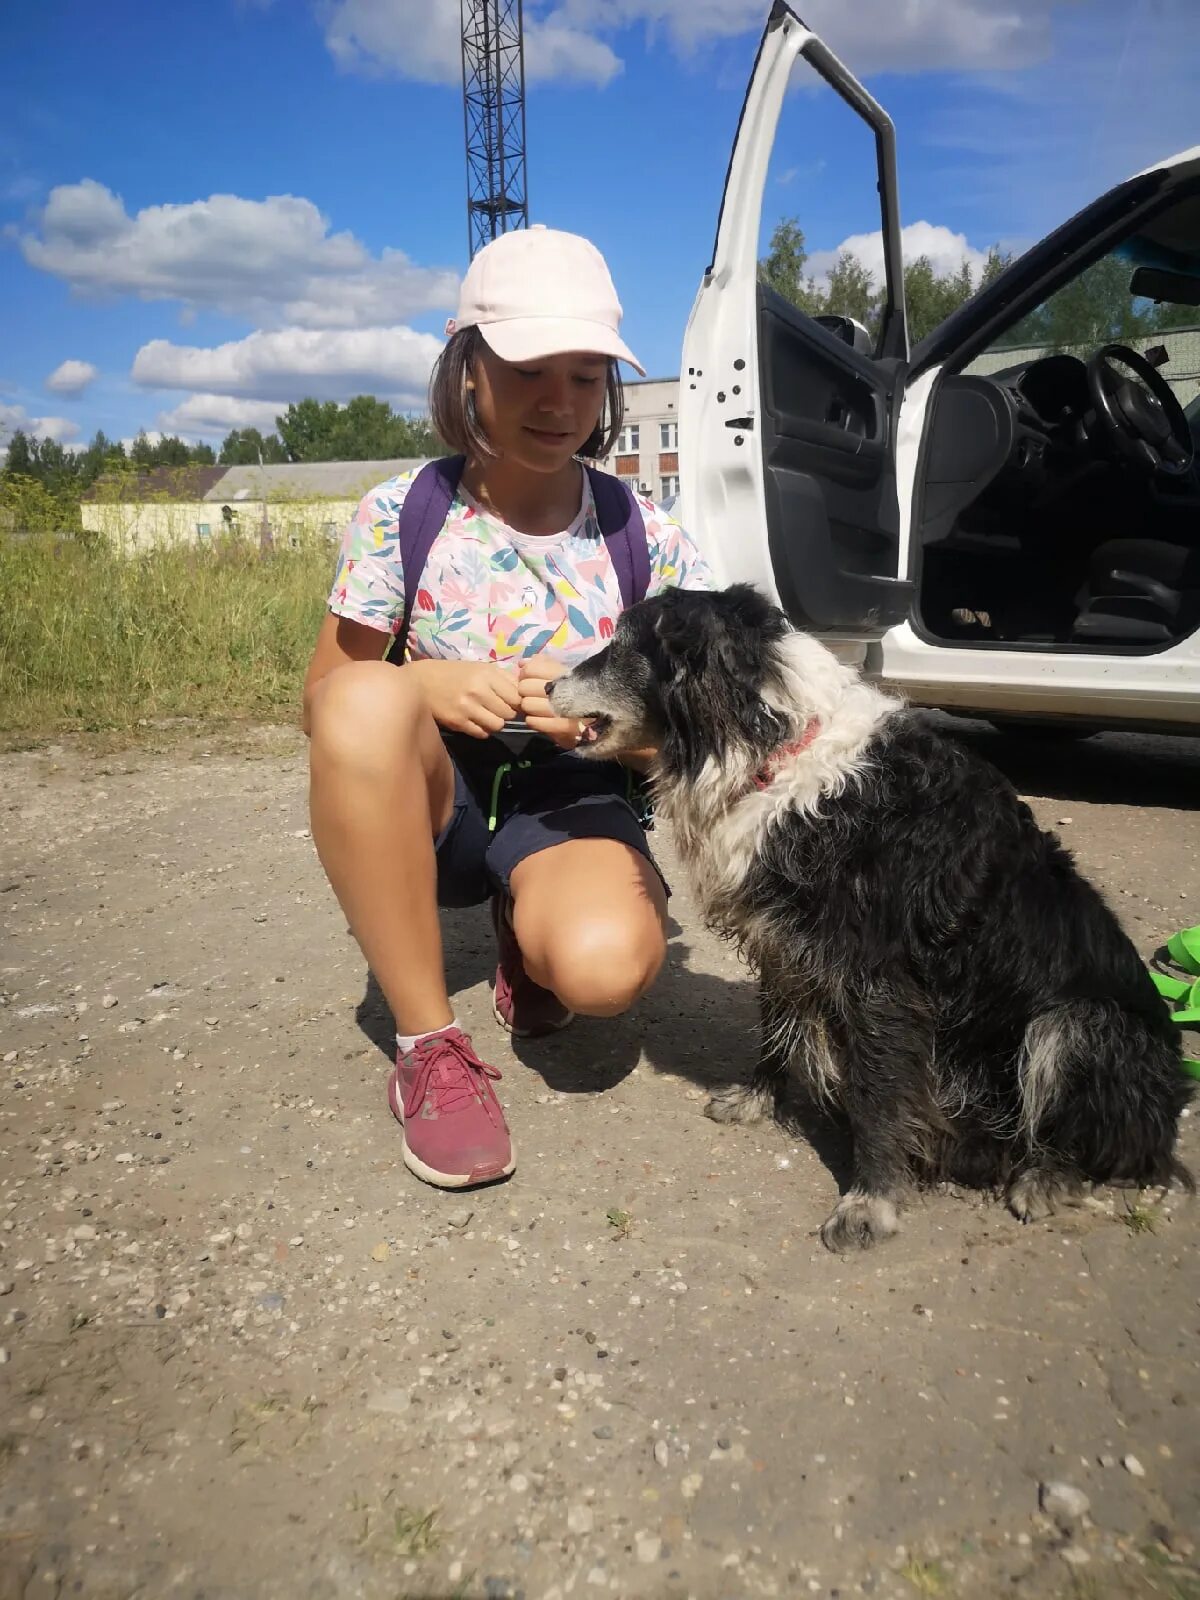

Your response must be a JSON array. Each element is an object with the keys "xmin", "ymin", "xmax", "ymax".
[
  {"xmin": 204, "ymin": 458, "xmax": 429, "ymax": 502},
  {"xmin": 83, "ymin": 457, "xmax": 432, "ymax": 504},
  {"xmin": 82, "ymin": 465, "xmax": 227, "ymax": 503}
]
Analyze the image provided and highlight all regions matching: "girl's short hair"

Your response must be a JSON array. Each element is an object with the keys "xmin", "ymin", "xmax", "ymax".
[{"xmin": 429, "ymin": 326, "xmax": 625, "ymax": 463}]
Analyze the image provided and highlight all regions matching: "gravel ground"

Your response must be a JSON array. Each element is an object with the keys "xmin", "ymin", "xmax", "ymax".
[{"xmin": 0, "ymin": 719, "xmax": 1197, "ymax": 1600}]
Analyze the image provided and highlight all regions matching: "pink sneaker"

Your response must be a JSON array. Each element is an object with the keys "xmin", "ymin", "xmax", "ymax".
[
  {"xmin": 491, "ymin": 892, "xmax": 574, "ymax": 1038},
  {"xmin": 388, "ymin": 1027, "xmax": 515, "ymax": 1188}
]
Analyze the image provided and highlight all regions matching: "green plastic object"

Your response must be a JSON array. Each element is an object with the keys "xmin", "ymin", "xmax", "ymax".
[
  {"xmin": 1152, "ymin": 926, "xmax": 1200, "ymax": 1080},
  {"xmin": 1166, "ymin": 925, "xmax": 1200, "ymax": 976}
]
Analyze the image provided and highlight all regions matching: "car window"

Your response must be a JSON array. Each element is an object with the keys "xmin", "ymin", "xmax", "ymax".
[
  {"xmin": 756, "ymin": 77, "xmax": 896, "ymax": 357},
  {"xmin": 963, "ymin": 204, "xmax": 1200, "ymax": 414}
]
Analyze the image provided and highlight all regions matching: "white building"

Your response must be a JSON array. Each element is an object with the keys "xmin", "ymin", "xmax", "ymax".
[{"xmin": 595, "ymin": 376, "xmax": 681, "ymax": 505}]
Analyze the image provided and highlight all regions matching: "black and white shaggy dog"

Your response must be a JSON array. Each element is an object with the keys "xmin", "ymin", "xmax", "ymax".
[{"xmin": 550, "ymin": 584, "xmax": 1191, "ymax": 1251}]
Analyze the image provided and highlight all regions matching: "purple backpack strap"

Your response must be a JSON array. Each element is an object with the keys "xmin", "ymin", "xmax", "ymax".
[
  {"xmin": 585, "ymin": 465, "xmax": 652, "ymax": 609},
  {"xmin": 388, "ymin": 455, "xmax": 466, "ymax": 662}
]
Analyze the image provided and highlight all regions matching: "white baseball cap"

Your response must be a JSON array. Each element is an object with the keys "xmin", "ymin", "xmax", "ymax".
[{"xmin": 447, "ymin": 225, "xmax": 645, "ymax": 375}]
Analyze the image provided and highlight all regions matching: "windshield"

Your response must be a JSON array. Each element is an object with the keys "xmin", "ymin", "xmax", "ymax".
[{"xmin": 964, "ymin": 192, "xmax": 1200, "ymax": 411}]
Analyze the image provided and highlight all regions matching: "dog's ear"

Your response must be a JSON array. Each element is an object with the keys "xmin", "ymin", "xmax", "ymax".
[
  {"xmin": 720, "ymin": 584, "xmax": 791, "ymax": 642},
  {"xmin": 651, "ymin": 587, "xmax": 791, "ymax": 779}
]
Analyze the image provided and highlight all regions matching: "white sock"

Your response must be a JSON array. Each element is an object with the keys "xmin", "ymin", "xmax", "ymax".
[{"xmin": 396, "ymin": 1019, "xmax": 460, "ymax": 1054}]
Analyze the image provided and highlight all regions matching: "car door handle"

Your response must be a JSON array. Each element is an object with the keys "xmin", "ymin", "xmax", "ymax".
[{"xmin": 775, "ymin": 416, "xmax": 884, "ymax": 457}]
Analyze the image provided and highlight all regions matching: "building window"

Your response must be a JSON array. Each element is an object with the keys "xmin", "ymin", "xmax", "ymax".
[
  {"xmin": 660, "ymin": 475, "xmax": 680, "ymax": 500},
  {"xmin": 659, "ymin": 421, "xmax": 678, "ymax": 450},
  {"xmin": 196, "ymin": 522, "xmax": 211, "ymax": 538},
  {"xmin": 616, "ymin": 424, "xmax": 640, "ymax": 454}
]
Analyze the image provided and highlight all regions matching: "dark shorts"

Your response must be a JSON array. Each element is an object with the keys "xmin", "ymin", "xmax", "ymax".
[{"xmin": 434, "ymin": 735, "xmax": 665, "ymax": 909}]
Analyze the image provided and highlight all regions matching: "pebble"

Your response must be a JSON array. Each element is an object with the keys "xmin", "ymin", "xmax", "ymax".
[
  {"xmin": 567, "ymin": 1505, "xmax": 594, "ymax": 1536},
  {"xmin": 1040, "ymin": 1481, "xmax": 1090, "ymax": 1525},
  {"xmin": 101, "ymin": 995, "xmax": 118, "ymax": 1008},
  {"xmin": 592, "ymin": 1425, "xmax": 614, "ymax": 1440},
  {"xmin": 636, "ymin": 1535, "xmax": 662, "ymax": 1564},
  {"xmin": 653, "ymin": 1439, "xmax": 670, "ymax": 1468},
  {"xmin": 0, "ymin": 1348, "xmax": 8, "ymax": 1364},
  {"xmin": 1060, "ymin": 1546, "xmax": 1091, "ymax": 1568},
  {"xmin": 1122, "ymin": 1454, "xmax": 1146, "ymax": 1478},
  {"xmin": 0, "ymin": 1281, "xmax": 13, "ymax": 1297},
  {"xmin": 509, "ymin": 1474, "xmax": 529, "ymax": 1493},
  {"xmin": 446, "ymin": 1207, "xmax": 473, "ymax": 1229},
  {"xmin": 1097, "ymin": 1453, "xmax": 1117, "ymax": 1469}
]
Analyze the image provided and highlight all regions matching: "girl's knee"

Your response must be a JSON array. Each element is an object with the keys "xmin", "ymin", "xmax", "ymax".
[
  {"xmin": 310, "ymin": 660, "xmax": 426, "ymax": 770},
  {"xmin": 542, "ymin": 920, "xmax": 666, "ymax": 1016}
]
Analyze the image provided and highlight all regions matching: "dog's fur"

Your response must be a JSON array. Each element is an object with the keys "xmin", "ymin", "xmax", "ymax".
[{"xmin": 550, "ymin": 584, "xmax": 1192, "ymax": 1250}]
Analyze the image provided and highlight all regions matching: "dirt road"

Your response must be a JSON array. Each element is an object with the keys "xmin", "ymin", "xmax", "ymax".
[{"xmin": 1, "ymin": 720, "xmax": 1197, "ymax": 1600}]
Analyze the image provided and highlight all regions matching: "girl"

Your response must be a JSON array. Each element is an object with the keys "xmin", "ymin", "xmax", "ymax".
[{"xmin": 303, "ymin": 225, "xmax": 712, "ymax": 1190}]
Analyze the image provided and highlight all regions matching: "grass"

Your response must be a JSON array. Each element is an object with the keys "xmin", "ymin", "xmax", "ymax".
[
  {"xmin": 606, "ymin": 1206, "xmax": 634, "ymax": 1239},
  {"xmin": 1121, "ymin": 1202, "xmax": 1159, "ymax": 1235},
  {"xmin": 901, "ymin": 1558, "xmax": 951, "ymax": 1596},
  {"xmin": 0, "ymin": 530, "xmax": 332, "ymax": 739}
]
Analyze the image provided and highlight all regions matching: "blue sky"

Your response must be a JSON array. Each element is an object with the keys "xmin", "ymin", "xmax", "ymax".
[{"xmin": 2, "ymin": 0, "xmax": 1198, "ymax": 454}]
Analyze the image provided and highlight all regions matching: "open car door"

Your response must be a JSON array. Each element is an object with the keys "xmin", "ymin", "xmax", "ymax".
[{"xmin": 679, "ymin": 1, "xmax": 914, "ymax": 641}]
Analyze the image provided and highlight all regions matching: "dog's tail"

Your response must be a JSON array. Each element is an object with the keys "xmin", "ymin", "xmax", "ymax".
[{"xmin": 1018, "ymin": 999, "xmax": 1193, "ymax": 1190}]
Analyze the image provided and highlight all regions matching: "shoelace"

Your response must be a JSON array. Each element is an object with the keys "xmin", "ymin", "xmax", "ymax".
[{"xmin": 402, "ymin": 1034, "xmax": 502, "ymax": 1123}]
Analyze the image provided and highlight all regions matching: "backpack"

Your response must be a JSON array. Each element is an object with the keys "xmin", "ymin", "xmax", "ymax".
[{"xmin": 386, "ymin": 454, "xmax": 652, "ymax": 663}]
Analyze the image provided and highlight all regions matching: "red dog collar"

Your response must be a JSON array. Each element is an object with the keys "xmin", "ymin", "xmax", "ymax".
[{"xmin": 751, "ymin": 718, "xmax": 823, "ymax": 791}]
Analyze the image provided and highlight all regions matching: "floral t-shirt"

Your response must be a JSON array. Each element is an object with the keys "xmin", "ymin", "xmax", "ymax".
[{"xmin": 328, "ymin": 467, "xmax": 713, "ymax": 666}]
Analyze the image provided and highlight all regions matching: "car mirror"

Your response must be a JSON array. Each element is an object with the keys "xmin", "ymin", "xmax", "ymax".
[
  {"xmin": 1130, "ymin": 265, "xmax": 1200, "ymax": 307},
  {"xmin": 813, "ymin": 313, "xmax": 875, "ymax": 356}
]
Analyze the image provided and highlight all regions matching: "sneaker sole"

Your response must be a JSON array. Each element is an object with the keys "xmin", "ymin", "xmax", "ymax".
[
  {"xmin": 492, "ymin": 999, "xmax": 576, "ymax": 1039},
  {"xmin": 388, "ymin": 1072, "xmax": 516, "ymax": 1190}
]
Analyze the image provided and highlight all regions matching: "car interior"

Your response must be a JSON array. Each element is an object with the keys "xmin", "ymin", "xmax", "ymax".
[{"xmin": 912, "ymin": 192, "xmax": 1200, "ymax": 654}]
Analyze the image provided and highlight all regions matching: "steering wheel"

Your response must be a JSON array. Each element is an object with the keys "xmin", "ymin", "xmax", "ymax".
[{"xmin": 1086, "ymin": 343, "xmax": 1194, "ymax": 477}]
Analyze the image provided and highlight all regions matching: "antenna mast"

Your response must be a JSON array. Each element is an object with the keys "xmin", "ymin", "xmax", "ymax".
[{"xmin": 460, "ymin": 0, "xmax": 529, "ymax": 258}]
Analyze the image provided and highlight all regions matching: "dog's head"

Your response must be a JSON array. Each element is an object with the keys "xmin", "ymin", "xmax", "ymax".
[{"xmin": 550, "ymin": 584, "xmax": 796, "ymax": 779}]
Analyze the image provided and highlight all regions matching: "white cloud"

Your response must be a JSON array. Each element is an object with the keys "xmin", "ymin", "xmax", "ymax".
[
  {"xmin": 45, "ymin": 358, "xmax": 99, "ymax": 397},
  {"xmin": 0, "ymin": 402, "xmax": 81, "ymax": 448},
  {"xmin": 17, "ymin": 181, "xmax": 459, "ymax": 330},
  {"xmin": 132, "ymin": 323, "xmax": 444, "ymax": 408},
  {"xmin": 322, "ymin": 0, "xmax": 1063, "ymax": 85},
  {"xmin": 807, "ymin": 221, "xmax": 990, "ymax": 289},
  {"xmin": 153, "ymin": 395, "xmax": 286, "ymax": 440},
  {"xmin": 324, "ymin": 0, "xmax": 621, "ymax": 86}
]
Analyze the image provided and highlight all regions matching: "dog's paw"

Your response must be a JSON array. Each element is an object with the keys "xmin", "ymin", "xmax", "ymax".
[
  {"xmin": 1006, "ymin": 1169, "xmax": 1086, "ymax": 1223},
  {"xmin": 819, "ymin": 1191, "xmax": 900, "ymax": 1252},
  {"xmin": 705, "ymin": 1081, "xmax": 777, "ymax": 1126}
]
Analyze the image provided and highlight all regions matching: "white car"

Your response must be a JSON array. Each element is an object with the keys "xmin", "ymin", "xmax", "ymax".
[{"xmin": 679, "ymin": 2, "xmax": 1200, "ymax": 736}]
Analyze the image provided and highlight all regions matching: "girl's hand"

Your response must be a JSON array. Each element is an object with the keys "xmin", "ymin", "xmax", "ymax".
[
  {"xmin": 410, "ymin": 660, "xmax": 522, "ymax": 739},
  {"xmin": 517, "ymin": 661, "xmax": 587, "ymax": 751}
]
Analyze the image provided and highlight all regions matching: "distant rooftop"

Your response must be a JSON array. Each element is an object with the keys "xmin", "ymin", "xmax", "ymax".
[
  {"xmin": 82, "ymin": 458, "xmax": 431, "ymax": 503},
  {"xmin": 205, "ymin": 459, "xmax": 429, "ymax": 501}
]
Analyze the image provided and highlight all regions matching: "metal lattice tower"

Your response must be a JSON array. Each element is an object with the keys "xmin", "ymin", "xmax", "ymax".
[{"xmin": 461, "ymin": 0, "xmax": 529, "ymax": 259}]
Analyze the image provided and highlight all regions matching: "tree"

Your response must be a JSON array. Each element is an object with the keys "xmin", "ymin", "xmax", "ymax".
[
  {"xmin": 823, "ymin": 250, "xmax": 879, "ymax": 330},
  {"xmin": 219, "ymin": 427, "xmax": 287, "ymax": 465},
  {"xmin": 2, "ymin": 429, "xmax": 34, "ymax": 477},
  {"xmin": 758, "ymin": 215, "xmax": 1014, "ymax": 345},
  {"xmin": 275, "ymin": 395, "xmax": 442, "ymax": 463},
  {"xmin": 757, "ymin": 218, "xmax": 825, "ymax": 315}
]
